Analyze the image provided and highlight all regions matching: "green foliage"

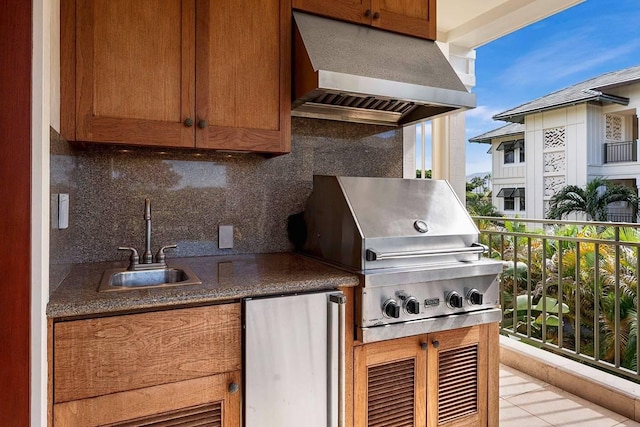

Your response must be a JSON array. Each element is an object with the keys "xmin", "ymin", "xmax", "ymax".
[
  {"xmin": 415, "ymin": 169, "xmax": 432, "ymax": 179},
  {"xmin": 548, "ymin": 177, "xmax": 638, "ymax": 221},
  {"xmin": 466, "ymin": 174, "xmax": 502, "ymax": 217},
  {"xmin": 483, "ymin": 220, "xmax": 640, "ymax": 370},
  {"xmin": 504, "ymin": 294, "xmax": 570, "ymax": 331}
]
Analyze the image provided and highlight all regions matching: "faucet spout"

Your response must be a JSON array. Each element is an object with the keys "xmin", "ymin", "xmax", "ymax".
[{"xmin": 143, "ymin": 197, "xmax": 153, "ymax": 263}]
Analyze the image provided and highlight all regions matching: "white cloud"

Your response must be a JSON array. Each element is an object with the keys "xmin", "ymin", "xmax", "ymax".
[
  {"xmin": 466, "ymin": 105, "xmax": 504, "ymax": 122},
  {"xmin": 499, "ymin": 27, "xmax": 640, "ymax": 87}
]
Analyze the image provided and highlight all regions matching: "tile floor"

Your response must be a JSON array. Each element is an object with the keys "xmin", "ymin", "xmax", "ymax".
[{"xmin": 499, "ymin": 364, "xmax": 640, "ymax": 426}]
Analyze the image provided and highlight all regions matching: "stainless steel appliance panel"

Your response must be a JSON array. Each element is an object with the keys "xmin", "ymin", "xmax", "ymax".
[
  {"xmin": 245, "ymin": 291, "xmax": 345, "ymax": 427},
  {"xmin": 303, "ymin": 176, "xmax": 482, "ymax": 270}
]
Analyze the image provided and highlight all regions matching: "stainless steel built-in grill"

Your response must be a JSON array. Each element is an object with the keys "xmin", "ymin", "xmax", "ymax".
[{"xmin": 300, "ymin": 176, "xmax": 503, "ymax": 343}]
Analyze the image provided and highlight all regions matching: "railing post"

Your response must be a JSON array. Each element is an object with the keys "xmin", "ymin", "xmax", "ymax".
[
  {"xmin": 615, "ymin": 226, "xmax": 621, "ymax": 368},
  {"xmin": 575, "ymin": 243, "xmax": 581, "ymax": 355}
]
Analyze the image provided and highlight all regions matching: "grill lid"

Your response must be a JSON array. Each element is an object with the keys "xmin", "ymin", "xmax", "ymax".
[{"xmin": 301, "ymin": 176, "xmax": 480, "ymax": 270}]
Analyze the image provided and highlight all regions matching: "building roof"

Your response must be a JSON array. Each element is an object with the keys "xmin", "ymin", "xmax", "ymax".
[
  {"xmin": 493, "ymin": 65, "xmax": 640, "ymax": 123},
  {"xmin": 468, "ymin": 122, "xmax": 524, "ymax": 144}
]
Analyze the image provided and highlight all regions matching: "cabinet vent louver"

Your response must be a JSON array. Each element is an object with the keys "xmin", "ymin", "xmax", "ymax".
[
  {"xmin": 367, "ymin": 358, "xmax": 415, "ymax": 427},
  {"xmin": 105, "ymin": 402, "xmax": 223, "ymax": 427},
  {"xmin": 438, "ymin": 344, "xmax": 479, "ymax": 424}
]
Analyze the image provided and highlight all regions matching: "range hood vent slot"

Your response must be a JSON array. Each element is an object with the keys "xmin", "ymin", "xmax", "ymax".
[{"xmin": 292, "ymin": 12, "xmax": 476, "ymax": 127}]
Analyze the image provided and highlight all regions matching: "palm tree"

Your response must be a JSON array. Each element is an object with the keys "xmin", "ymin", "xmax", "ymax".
[{"xmin": 548, "ymin": 177, "xmax": 638, "ymax": 222}]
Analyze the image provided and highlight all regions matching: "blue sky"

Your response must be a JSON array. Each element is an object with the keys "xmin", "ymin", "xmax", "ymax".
[{"xmin": 464, "ymin": 0, "xmax": 640, "ymax": 175}]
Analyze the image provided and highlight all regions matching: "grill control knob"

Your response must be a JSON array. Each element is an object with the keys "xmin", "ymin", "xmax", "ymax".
[
  {"xmin": 466, "ymin": 289, "xmax": 483, "ymax": 306},
  {"xmin": 404, "ymin": 297, "xmax": 420, "ymax": 315},
  {"xmin": 446, "ymin": 291, "xmax": 464, "ymax": 309},
  {"xmin": 382, "ymin": 299, "xmax": 401, "ymax": 319}
]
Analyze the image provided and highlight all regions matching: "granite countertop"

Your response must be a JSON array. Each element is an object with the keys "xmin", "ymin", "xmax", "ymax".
[{"xmin": 47, "ymin": 252, "xmax": 359, "ymax": 319}]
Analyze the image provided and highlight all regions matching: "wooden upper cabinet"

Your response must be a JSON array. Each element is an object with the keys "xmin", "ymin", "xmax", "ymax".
[
  {"xmin": 372, "ymin": 0, "xmax": 435, "ymax": 40},
  {"xmin": 292, "ymin": 0, "xmax": 436, "ymax": 40},
  {"xmin": 291, "ymin": 0, "xmax": 371, "ymax": 25},
  {"xmin": 195, "ymin": 0, "xmax": 291, "ymax": 153},
  {"xmin": 64, "ymin": 0, "xmax": 195, "ymax": 147},
  {"xmin": 61, "ymin": 0, "xmax": 290, "ymax": 154}
]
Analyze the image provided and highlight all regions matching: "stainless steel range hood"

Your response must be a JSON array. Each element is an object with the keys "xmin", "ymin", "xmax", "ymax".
[{"xmin": 292, "ymin": 12, "xmax": 476, "ymax": 126}]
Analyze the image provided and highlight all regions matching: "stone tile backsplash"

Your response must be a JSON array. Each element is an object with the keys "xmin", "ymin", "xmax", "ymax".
[{"xmin": 50, "ymin": 118, "xmax": 403, "ymax": 266}]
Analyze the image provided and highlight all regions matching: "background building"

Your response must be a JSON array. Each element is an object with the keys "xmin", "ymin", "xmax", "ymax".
[{"xmin": 471, "ymin": 65, "xmax": 640, "ymax": 220}]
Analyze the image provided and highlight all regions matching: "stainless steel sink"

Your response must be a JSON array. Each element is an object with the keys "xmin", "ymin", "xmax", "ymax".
[{"xmin": 98, "ymin": 264, "xmax": 202, "ymax": 292}]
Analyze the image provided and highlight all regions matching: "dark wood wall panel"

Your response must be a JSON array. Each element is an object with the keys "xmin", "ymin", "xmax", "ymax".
[{"xmin": 0, "ymin": 0, "xmax": 32, "ymax": 424}]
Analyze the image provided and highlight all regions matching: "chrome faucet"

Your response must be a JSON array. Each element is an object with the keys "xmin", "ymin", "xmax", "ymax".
[
  {"xmin": 143, "ymin": 197, "xmax": 153, "ymax": 264},
  {"xmin": 118, "ymin": 198, "xmax": 177, "ymax": 271}
]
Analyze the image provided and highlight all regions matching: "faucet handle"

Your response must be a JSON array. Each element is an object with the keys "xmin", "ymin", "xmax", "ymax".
[
  {"xmin": 155, "ymin": 244, "xmax": 177, "ymax": 264},
  {"xmin": 118, "ymin": 247, "xmax": 140, "ymax": 270}
]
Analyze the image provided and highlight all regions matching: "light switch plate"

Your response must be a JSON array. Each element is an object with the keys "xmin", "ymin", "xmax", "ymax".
[
  {"xmin": 219, "ymin": 225, "xmax": 234, "ymax": 249},
  {"xmin": 58, "ymin": 193, "xmax": 69, "ymax": 229}
]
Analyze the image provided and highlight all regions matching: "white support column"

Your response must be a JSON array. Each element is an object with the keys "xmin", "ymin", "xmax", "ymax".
[
  {"xmin": 32, "ymin": 0, "xmax": 52, "ymax": 425},
  {"xmin": 402, "ymin": 124, "xmax": 417, "ymax": 179},
  {"xmin": 432, "ymin": 111, "xmax": 467, "ymax": 201}
]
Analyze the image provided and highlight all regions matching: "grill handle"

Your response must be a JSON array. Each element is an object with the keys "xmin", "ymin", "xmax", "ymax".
[{"xmin": 366, "ymin": 243, "xmax": 487, "ymax": 261}]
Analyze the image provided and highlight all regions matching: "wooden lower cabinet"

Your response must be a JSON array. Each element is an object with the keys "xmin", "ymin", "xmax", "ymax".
[
  {"xmin": 353, "ymin": 324, "xmax": 495, "ymax": 427},
  {"xmin": 354, "ymin": 335, "xmax": 427, "ymax": 427},
  {"xmin": 50, "ymin": 303, "xmax": 242, "ymax": 426},
  {"xmin": 53, "ymin": 371, "xmax": 241, "ymax": 427}
]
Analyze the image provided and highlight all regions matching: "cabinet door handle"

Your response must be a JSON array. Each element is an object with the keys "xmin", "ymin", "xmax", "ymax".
[
  {"xmin": 432, "ymin": 340, "xmax": 440, "ymax": 348},
  {"xmin": 183, "ymin": 118, "xmax": 193, "ymax": 127},
  {"xmin": 228, "ymin": 382, "xmax": 239, "ymax": 394},
  {"xmin": 198, "ymin": 119, "xmax": 207, "ymax": 129},
  {"xmin": 373, "ymin": 11, "xmax": 380, "ymax": 19},
  {"xmin": 364, "ymin": 9, "xmax": 371, "ymax": 17}
]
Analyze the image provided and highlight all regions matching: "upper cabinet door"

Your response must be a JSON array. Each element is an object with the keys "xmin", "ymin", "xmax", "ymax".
[
  {"xmin": 71, "ymin": 0, "xmax": 196, "ymax": 147},
  {"xmin": 293, "ymin": 0, "xmax": 436, "ymax": 40},
  {"xmin": 371, "ymin": 0, "xmax": 436, "ymax": 39},
  {"xmin": 292, "ymin": 0, "xmax": 371, "ymax": 25},
  {"xmin": 195, "ymin": 0, "xmax": 291, "ymax": 153}
]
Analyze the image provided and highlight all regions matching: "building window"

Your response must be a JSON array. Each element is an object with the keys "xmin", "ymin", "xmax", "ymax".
[
  {"xmin": 504, "ymin": 146, "xmax": 515, "ymax": 164},
  {"xmin": 504, "ymin": 195, "xmax": 515, "ymax": 210},
  {"xmin": 497, "ymin": 187, "xmax": 525, "ymax": 212},
  {"xmin": 497, "ymin": 139, "xmax": 524, "ymax": 165},
  {"xmin": 516, "ymin": 140, "xmax": 525, "ymax": 162}
]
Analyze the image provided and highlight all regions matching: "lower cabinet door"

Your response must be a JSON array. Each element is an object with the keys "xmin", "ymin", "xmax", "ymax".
[
  {"xmin": 354, "ymin": 335, "xmax": 427, "ymax": 427},
  {"xmin": 53, "ymin": 371, "xmax": 241, "ymax": 427},
  {"xmin": 427, "ymin": 325, "xmax": 488, "ymax": 427}
]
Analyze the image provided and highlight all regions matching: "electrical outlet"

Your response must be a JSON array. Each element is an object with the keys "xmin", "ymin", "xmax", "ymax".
[{"xmin": 219, "ymin": 225, "xmax": 233, "ymax": 249}]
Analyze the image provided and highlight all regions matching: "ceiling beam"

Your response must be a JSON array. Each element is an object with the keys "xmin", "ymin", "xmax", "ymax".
[{"xmin": 438, "ymin": 0, "xmax": 584, "ymax": 49}]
